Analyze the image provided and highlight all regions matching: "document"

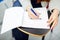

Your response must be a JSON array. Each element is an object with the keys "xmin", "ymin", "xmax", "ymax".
[
  {"xmin": 1, "ymin": 7, "xmax": 50, "ymax": 34},
  {"xmin": 22, "ymin": 7, "xmax": 50, "ymax": 29},
  {"xmin": 1, "ymin": 7, "xmax": 24, "ymax": 34}
]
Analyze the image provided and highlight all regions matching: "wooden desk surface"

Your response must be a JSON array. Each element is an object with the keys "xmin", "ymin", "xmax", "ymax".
[{"xmin": 17, "ymin": 27, "xmax": 50, "ymax": 37}]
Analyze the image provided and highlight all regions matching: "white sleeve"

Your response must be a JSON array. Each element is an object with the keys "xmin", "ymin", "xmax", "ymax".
[
  {"xmin": 20, "ymin": 0, "xmax": 32, "ymax": 10},
  {"xmin": 49, "ymin": 0, "xmax": 60, "ymax": 11}
]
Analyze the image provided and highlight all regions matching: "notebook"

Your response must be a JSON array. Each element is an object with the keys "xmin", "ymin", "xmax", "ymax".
[
  {"xmin": 22, "ymin": 7, "xmax": 50, "ymax": 29},
  {"xmin": 1, "ymin": 7, "xmax": 50, "ymax": 34}
]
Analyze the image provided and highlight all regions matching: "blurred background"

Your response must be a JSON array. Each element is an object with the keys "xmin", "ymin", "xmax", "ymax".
[{"xmin": 0, "ymin": 0, "xmax": 60, "ymax": 40}]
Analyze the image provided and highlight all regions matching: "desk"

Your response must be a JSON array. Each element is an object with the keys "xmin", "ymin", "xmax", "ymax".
[
  {"xmin": 17, "ymin": 9, "xmax": 52, "ymax": 37},
  {"xmin": 17, "ymin": 10, "xmax": 51, "ymax": 40},
  {"xmin": 17, "ymin": 27, "xmax": 50, "ymax": 37}
]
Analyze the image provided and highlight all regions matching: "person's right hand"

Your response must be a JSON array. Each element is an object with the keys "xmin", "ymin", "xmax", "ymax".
[{"xmin": 26, "ymin": 6, "xmax": 40, "ymax": 19}]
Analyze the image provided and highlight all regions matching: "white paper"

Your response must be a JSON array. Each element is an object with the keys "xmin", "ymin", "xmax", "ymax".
[
  {"xmin": 1, "ymin": 7, "xmax": 24, "ymax": 34},
  {"xmin": 1, "ymin": 7, "xmax": 50, "ymax": 34},
  {"xmin": 22, "ymin": 8, "xmax": 50, "ymax": 29}
]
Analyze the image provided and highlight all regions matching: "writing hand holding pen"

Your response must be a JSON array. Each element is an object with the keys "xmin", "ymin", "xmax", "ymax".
[{"xmin": 26, "ymin": 6, "xmax": 40, "ymax": 19}]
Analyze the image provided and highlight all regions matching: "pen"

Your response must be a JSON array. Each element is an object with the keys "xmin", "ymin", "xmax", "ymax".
[{"xmin": 31, "ymin": 8, "xmax": 37, "ymax": 16}]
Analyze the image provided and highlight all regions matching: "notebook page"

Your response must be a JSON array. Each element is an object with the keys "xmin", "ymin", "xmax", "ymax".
[
  {"xmin": 1, "ymin": 7, "xmax": 24, "ymax": 34},
  {"xmin": 22, "ymin": 8, "xmax": 50, "ymax": 29}
]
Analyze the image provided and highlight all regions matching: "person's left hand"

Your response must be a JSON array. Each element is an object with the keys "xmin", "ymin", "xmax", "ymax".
[{"xmin": 47, "ymin": 9, "xmax": 59, "ymax": 30}]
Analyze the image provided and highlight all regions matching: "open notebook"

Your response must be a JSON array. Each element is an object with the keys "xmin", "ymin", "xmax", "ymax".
[
  {"xmin": 22, "ymin": 8, "xmax": 50, "ymax": 29},
  {"xmin": 1, "ymin": 7, "xmax": 50, "ymax": 34}
]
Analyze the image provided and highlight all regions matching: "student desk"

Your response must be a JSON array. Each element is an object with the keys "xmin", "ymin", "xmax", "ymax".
[{"xmin": 17, "ymin": 27, "xmax": 50, "ymax": 40}]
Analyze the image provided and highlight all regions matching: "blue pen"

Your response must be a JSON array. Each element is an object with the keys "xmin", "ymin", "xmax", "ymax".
[{"xmin": 31, "ymin": 8, "xmax": 37, "ymax": 16}]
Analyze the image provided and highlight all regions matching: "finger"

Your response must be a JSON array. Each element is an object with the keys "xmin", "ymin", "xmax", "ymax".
[
  {"xmin": 28, "ymin": 9, "xmax": 38, "ymax": 16},
  {"xmin": 30, "ymin": 9, "xmax": 39, "ymax": 17},
  {"xmin": 48, "ymin": 18, "xmax": 54, "ymax": 26},
  {"xmin": 28, "ymin": 10, "xmax": 39, "ymax": 19},
  {"xmin": 47, "ymin": 15, "xmax": 53, "ymax": 23},
  {"xmin": 28, "ymin": 13, "xmax": 39, "ymax": 19},
  {"xmin": 34, "ymin": 9, "xmax": 40, "ymax": 17},
  {"xmin": 26, "ymin": 6, "xmax": 40, "ymax": 19},
  {"xmin": 51, "ymin": 20, "xmax": 58, "ymax": 30}
]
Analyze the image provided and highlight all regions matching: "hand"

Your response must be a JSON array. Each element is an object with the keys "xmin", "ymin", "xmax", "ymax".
[
  {"xmin": 26, "ymin": 6, "xmax": 40, "ymax": 19},
  {"xmin": 47, "ymin": 9, "xmax": 59, "ymax": 30}
]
